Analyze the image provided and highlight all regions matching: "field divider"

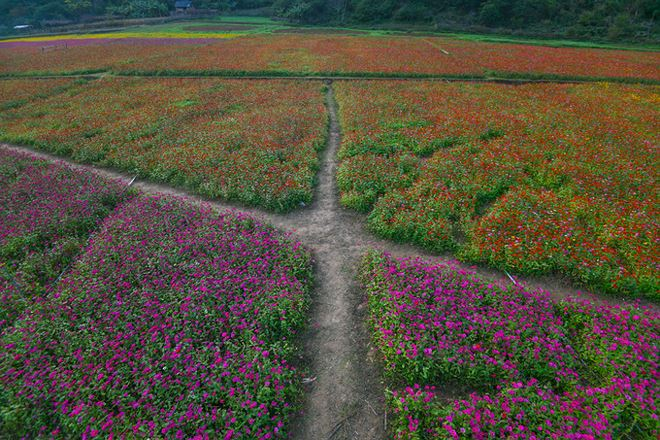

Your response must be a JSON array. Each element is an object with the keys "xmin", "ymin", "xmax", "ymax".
[{"xmin": 1, "ymin": 70, "xmax": 658, "ymax": 85}]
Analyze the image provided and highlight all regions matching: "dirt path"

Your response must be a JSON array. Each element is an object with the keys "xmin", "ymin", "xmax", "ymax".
[
  {"xmin": 0, "ymin": 73, "xmax": 637, "ymax": 86},
  {"xmin": 283, "ymin": 83, "xmax": 386, "ymax": 439},
  {"xmin": 1, "ymin": 82, "xmax": 656, "ymax": 439}
]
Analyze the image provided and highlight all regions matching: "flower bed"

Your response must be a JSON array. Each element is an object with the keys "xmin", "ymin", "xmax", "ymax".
[
  {"xmin": 0, "ymin": 194, "xmax": 312, "ymax": 438},
  {"xmin": 360, "ymin": 251, "xmax": 659, "ymax": 439},
  {"xmin": 0, "ymin": 78, "xmax": 77, "ymax": 110},
  {"xmin": 0, "ymin": 78, "xmax": 327, "ymax": 212},
  {"xmin": 0, "ymin": 149, "xmax": 131, "ymax": 330},
  {"xmin": 338, "ymin": 81, "xmax": 659, "ymax": 298},
  {"xmin": 2, "ymin": 34, "xmax": 657, "ymax": 81}
]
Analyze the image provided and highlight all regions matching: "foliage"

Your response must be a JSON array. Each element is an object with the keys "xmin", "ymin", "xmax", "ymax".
[
  {"xmin": 273, "ymin": 0, "xmax": 329, "ymax": 23},
  {"xmin": 0, "ymin": 0, "xmax": 169, "ymax": 26},
  {"xmin": 0, "ymin": 78, "xmax": 327, "ymax": 213},
  {"xmin": 1, "ymin": 0, "xmax": 657, "ymax": 42},
  {"xmin": 336, "ymin": 81, "xmax": 659, "ymax": 298},
  {"xmin": 0, "ymin": 194, "xmax": 312, "ymax": 438},
  {"xmin": 106, "ymin": 0, "xmax": 169, "ymax": 18},
  {"xmin": 360, "ymin": 251, "xmax": 659, "ymax": 439},
  {"xmin": 273, "ymin": 0, "xmax": 659, "ymax": 41},
  {"xmin": 0, "ymin": 149, "xmax": 132, "ymax": 331}
]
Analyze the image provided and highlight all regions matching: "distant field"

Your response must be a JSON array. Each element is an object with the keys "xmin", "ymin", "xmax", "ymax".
[
  {"xmin": 0, "ymin": 78, "xmax": 327, "ymax": 212},
  {"xmin": 336, "ymin": 81, "xmax": 659, "ymax": 297},
  {"xmin": 0, "ymin": 43, "xmax": 192, "ymax": 75},
  {"xmin": 1, "ymin": 33, "xmax": 658, "ymax": 81}
]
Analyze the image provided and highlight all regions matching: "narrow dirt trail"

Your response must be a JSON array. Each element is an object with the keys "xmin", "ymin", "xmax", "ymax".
[
  {"xmin": 2, "ymin": 82, "xmax": 656, "ymax": 439},
  {"xmin": 283, "ymin": 83, "xmax": 386, "ymax": 439},
  {"xmin": 0, "ymin": 73, "xmax": 616, "ymax": 85}
]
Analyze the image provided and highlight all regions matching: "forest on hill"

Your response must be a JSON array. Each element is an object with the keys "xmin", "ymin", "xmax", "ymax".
[
  {"xmin": 275, "ymin": 0, "xmax": 658, "ymax": 40},
  {"xmin": 1, "ymin": 0, "xmax": 658, "ymax": 41}
]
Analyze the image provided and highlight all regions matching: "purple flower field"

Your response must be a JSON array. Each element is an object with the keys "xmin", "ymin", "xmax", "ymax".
[
  {"xmin": 360, "ymin": 251, "xmax": 659, "ymax": 439},
  {"xmin": 0, "ymin": 154, "xmax": 313, "ymax": 438},
  {"xmin": 0, "ymin": 149, "xmax": 132, "ymax": 330}
]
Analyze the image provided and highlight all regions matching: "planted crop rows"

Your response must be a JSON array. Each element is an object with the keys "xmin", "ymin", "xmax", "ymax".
[
  {"xmin": 336, "ymin": 81, "xmax": 659, "ymax": 298},
  {"xmin": 360, "ymin": 251, "xmax": 659, "ymax": 439},
  {"xmin": 0, "ymin": 151, "xmax": 313, "ymax": 438},
  {"xmin": 0, "ymin": 78, "xmax": 327, "ymax": 212}
]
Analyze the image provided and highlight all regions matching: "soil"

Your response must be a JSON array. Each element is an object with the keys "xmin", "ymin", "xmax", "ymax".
[{"xmin": 1, "ymin": 81, "xmax": 656, "ymax": 440}]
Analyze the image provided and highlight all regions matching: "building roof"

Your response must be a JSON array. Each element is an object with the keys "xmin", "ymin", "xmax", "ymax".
[{"xmin": 175, "ymin": 0, "xmax": 192, "ymax": 8}]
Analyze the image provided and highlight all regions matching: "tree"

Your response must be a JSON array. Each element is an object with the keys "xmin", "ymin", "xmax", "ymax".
[
  {"xmin": 106, "ymin": 0, "xmax": 168, "ymax": 18},
  {"xmin": 351, "ymin": 0, "xmax": 397, "ymax": 22},
  {"xmin": 479, "ymin": 0, "xmax": 513, "ymax": 27},
  {"xmin": 274, "ymin": 0, "xmax": 329, "ymax": 22},
  {"xmin": 64, "ymin": 0, "xmax": 92, "ymax": 13}
]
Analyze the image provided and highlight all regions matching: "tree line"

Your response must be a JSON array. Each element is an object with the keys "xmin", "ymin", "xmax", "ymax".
[
  {"xmin": 0, "ymin": 1, "xmax": 260, "ymax": 27},
  {"xmin": 1, "ymin": 0, "xmax": 657, "ymax": 41},
  {"xmin": 274, "ymin": 0, "xmax": 659, "ymax": 41}
]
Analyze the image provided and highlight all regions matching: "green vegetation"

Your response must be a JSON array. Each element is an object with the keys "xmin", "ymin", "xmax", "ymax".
[
  {"xmin": 0, "ymin": 1, "xmax": 262, "ymax": 33},
  {"xmin": 273, "ymin": 0, "xmax": 659, "ymax": 42},
  {"xmin": 2, "ymin": 1, "xmax": 657, "ymax": 43}
]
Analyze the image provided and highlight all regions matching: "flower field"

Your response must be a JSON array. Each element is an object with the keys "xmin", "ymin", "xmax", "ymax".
[
  {"xmin": 423, "ymin": 37, "xmax": 660, "ymax": 80},
  {"xmin": 1, "ymin": 34, "xmax": 658, "ymax": 81},
  {"xmin": 112, "ymin": 35, "xmax": 460, "ymax": 75},
  {"xmin": 360, "ymin": 251, "xmax": 659, "ymax": 439},
  {"xmin": 0, "ymin": 149, "xmax": 131, "ymax": 331},
  {"xmin": 0, "ymin": 78, "xmax": 327, "ymax": 212},
  {"xmin": 1, "ymin": 23, "xmax": 659, "ymax": 438},
  {"xmin": 0, "ymin": 179, "xmax": 313, "ymax": 437},
  {"xmin": 336, "ymin": 81, "xmax": 659, "ymax": 298},
  {"xmin": 0, "ymin": 78, "xmax": 78, "ymax": 110},
  {"xmin": 114, "ymin": 35, "xmax": 659, "ymax": 81},
  {"xmin": 0, "ymin": 43, "xmax": 193, "ymax": 75}
]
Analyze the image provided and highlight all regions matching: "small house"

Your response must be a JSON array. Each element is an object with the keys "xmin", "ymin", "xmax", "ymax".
[{"xmin": 175, "ymin": 0, "xmax": 193, "ymax": 12}]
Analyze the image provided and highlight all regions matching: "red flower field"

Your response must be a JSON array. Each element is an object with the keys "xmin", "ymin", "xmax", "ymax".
[
  {"xmin": 336, "ymin": 81, "xmax": 659, "ymax": 297},
  {"xmin": 1, "ymin": 34, "xmax": 658, "ymax": 81},
  {"xmin": 0, "ymin": 78, "xmax": 327, "ymax": 212}
]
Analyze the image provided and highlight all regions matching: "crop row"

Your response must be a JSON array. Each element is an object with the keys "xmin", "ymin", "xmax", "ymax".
[
  {"xmin": 0, "ymin": 78, "xmax": 327, "ymax": 212},
  {"xmin": 336, "ymin": 81, "xmax": 659, "ymax": 298},
  {"xmin": 360, "ymin": 251, "xmax": 659, "ymax": 439},
  {"xmin": 0, "ymin": 149, "xmax": 313, "ymax": 438},
  {"xmin": 1, "ymin": 35, "xmax": 658, "ymax": 81}
]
